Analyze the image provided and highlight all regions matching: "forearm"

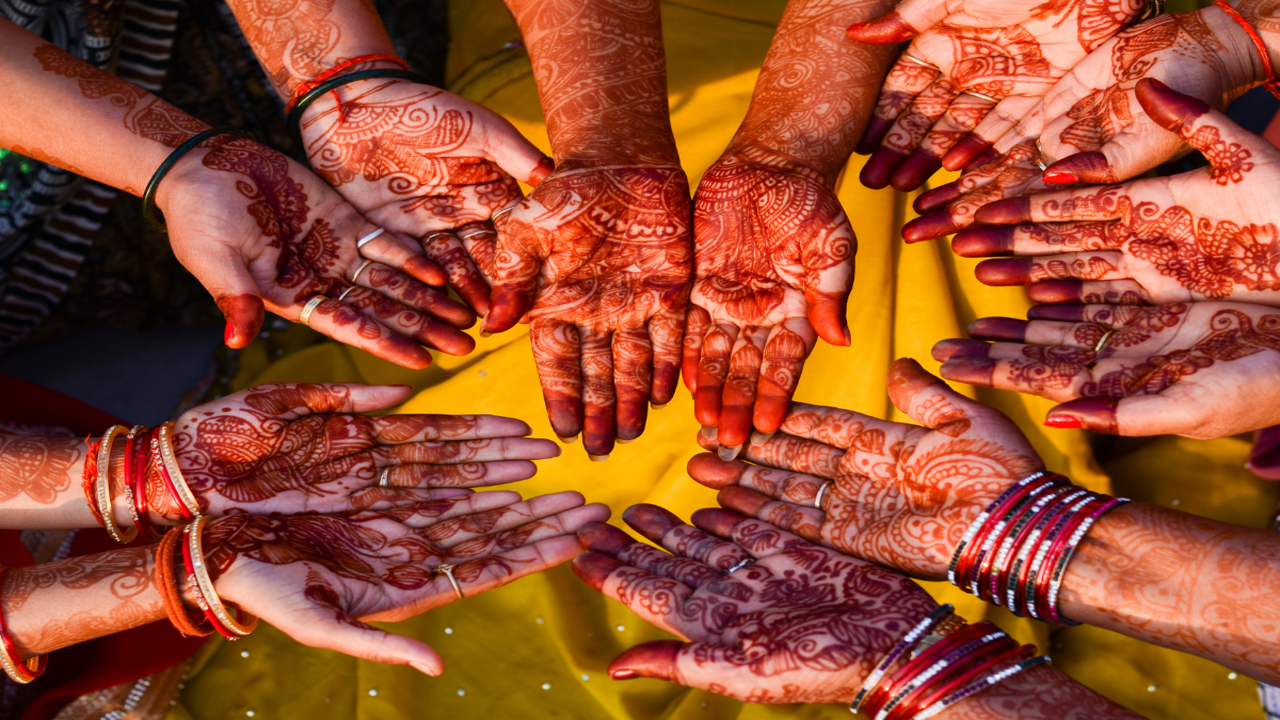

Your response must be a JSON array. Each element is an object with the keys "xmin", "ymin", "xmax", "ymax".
[
  {"xmin": 222, "ymin": 0, "xmax": 398, "ymax": 98},
  {"xmin": 1, "ymin": 546, "xmax": 165, "ymax": 658},
  {"xmin": 503, "ymin": 0, "xmax": 678, "ymax": 163},
  {"xmin": 943, "ymin": 665, "xmax": 1146, "ymax": 719},
  {"xmin": 726, "ymin": 0, "xmax": 898, "ymax": 183},
  {"xmin": 1231, "ymin": 1, "xmax": 1280, "ymax": 83},
  {"xmin": 0, "ymin": 20, "xmax": 206, "ymax": 195},
  {"xmin": 0, "ymin": 434, "xmax": 95, "ymax": 529},
  {"xmin": 1060, "ymin": 503, "xmax": 1280, "ymax": 684}
]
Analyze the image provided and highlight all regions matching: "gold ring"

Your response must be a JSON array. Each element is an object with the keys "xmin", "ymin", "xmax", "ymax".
[
  {"xmin": 337, "ymin": 286, "xmax": 356, "ymax": 302},
  {"xmin": 458, "ymin": 228, "xmax": 496, "ymax": 242},
  {"xmin": 961, "ymin": 89, "xmax": 1000, "ymax": 104},
  {"xmin": 437, "ymin": 562, "xmax": 464, "ymax": 599},
  {"xmin": 900, "ymin": 53, "xmax": 940, "ymax": 71},
  {"xmin": 298, "ymin": 296, "xmax": 326, "ymax": 327},
  {"xmin": 379, "ymin": 468, "xmax": 391, "ymax": 488},
  {"xmin": 1093, "ymin": 329, "xmax": 1116, "ymax": 356},
  {"xmin": 723, "ymin": 557, "xmax": 754, "ymax": 576},
  {"xmin": 349, "ymin": 259, "xmax": 374, "ymax": 285},
  {"xmin": 814, "ymin": 480, "xmax": 834, "ymax": 510},
  {"xmin": 425, "ymin": 231, "xmax": 454, "ymax": 242},
  {"xmin": 356, "ymin": 228, "xmax": 385, "ymax": 249}
]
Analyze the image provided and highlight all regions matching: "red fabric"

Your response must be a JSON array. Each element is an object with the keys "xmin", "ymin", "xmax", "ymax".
[{"xmin": 0, "ymin": 374, "xmax": 204, "ymax": 720}]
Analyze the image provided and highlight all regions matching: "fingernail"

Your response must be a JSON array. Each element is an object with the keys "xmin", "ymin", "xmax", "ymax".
[
  {"xmin": 557, "ymin": 434, "xmax": 579, "ymax": 445},
  {"xmin": 616, "ymin": 437, "xmax": 633, "ymax": 444},
  {"xmin": 749, "ymin": 430, "xmax": 775, "ymax": 446},
  {"xmin": 224, "ymin": 321, "xmax": 235, "ymax": 345},
  {"xmin": 1042, "ymin": 171, "xmax": 1078, "ymax": 184},
  {"xmin": 479, "ymin": 330, "xmax": 493, "ymax": 338},
  {"xmin": 610, "ymin": 670, "xmax": 640, "ymax": 680},
  {"xmin": 847, "ymin": 21, "xmax": 868, "ymax": 31},
  {"xmin": 651, "ymin": 403, "xmax": 667, "ymax": 410},
  {"xmin": 699, "ymin": 426, "xmax": 718, "ymax": 443},
  {"xmin": 718, "ymin": 445, "xmax": 741, "ymax": 462},
  {"xmin": 1044, "ymin": 414, "xmax": 1083, "ymax": 429},
  {"xmin": 410, "ymin": 661, "xmax": 441, "ymax": 676},
  {"xmin": 589, "ymin": 453, "xmax": 610, "ymax": 462}
]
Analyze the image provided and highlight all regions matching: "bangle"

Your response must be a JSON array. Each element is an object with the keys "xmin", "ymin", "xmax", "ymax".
[
  {"xmin": 0, "ymin": 568, "xmax": 48, "ymax": 684},
  {"xmin": 81, "ymin": 435, "xmax": 105, "ymax": 528},
  {"xmin": 1215, "ymin": 1, "xmax": 1280, "ymax": 100},
  {"xmin": 287, "ymin": 68, "xmax": 428, "ymax": 155},
  {"xmin": 852, "ymin": 605, "xmax": 955, "ymax": 713},
  {"xmin": 132, "ymin": 426, "xmax": 163, "ymax": 542},
  {"xmin": 95, "ymin": 425, "xmax": 137, "ymax": 545},
  {"xmin": 122, "ymin": 425, "xmax": 161, "ymax": 543},
  {"xmin": 182, "ymin": 517, "xmax": 257, "ymax": 640},
  {"xmin": 142, "ymin": 126, "xmax": 257, "ymax": 232},
  {"xmin": 284, "ymin": 53, "xmax": 410, "ymax": 114},
  {"xmin": 154, "ymin": 528, "xmax": 213, "ymax": 637},
  {"xmin": 911, "ymin": 656, "xmax": 1050, "ymax": 720},
  {"xmin": 153, "ymin": 422, "xmax": 203, "ymax": 520}
]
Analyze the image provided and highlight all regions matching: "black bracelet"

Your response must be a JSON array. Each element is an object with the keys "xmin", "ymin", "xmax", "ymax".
[
  {"xmin": 142, "ymin": 126, "xmax": 256, "ymax": 232},
  {"xmin": 287, "ymin": 68, "xmax": 428, "ymax": 158}
]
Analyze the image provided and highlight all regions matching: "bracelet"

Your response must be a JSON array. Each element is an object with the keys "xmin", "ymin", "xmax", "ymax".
[
  {"xmin": 94, "ymin": 425, "xmax": 137, "ymax": 545},
  {"xmin": 852, "ymin": 605, "xmax": 956, "ymax": 712},
  {"xmin": 153, "ymin": 422, "xmax": 203, "ymax": 521},
  {"xmin": 0, "ymin": 567, "xmax": 48, "ymax": 684},
  {"xmin": 81, "ymin": 435, "xmax": 105, "ymax": 528},
  {"xmin": 132, "ymin": 426, "xmax": 163, "ymax": 542},
  {"xmin": 182, "ymin": 517, "xmax": 257, "ymax": 640},
  {"xmin": 1215, "ymin": 1, "xmax": 1280, "ymax": 100},
  {"xmin": 142, "ymin": 126, "xmax": 257, "ymax": 232},
  {"xmin": 287, "ymin": 68, "xmax": 428, "ymax": 155},
  {"xmin": 284, "ymin": 53, "xmax": 410, "ymax": 113},
  {"xmin": 122, "ymin": 425, "xmax": 161, "ymax": 543},
  {"xmin": 154, "ymin": 528, "xmax": 213, "ymax": 638},
  {"xmin": 948, "ymin": 472, "xmax": 1129, "ymax": 624}
]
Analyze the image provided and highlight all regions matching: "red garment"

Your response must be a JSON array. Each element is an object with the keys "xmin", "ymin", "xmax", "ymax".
[{"xmin": 0, "ymin": 373, "xmax": 204, "ymax": 720}]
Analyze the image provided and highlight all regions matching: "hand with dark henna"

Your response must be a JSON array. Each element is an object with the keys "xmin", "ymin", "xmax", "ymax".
[
  {"xmin": 573, "ymin": 504, "xmax": 1147, "ymax": 717},
  {"xmin": 934, "ymin": 301, "xmax": 1280, "ymax": 437},
  {"xmin": 223, "ymin": 0, "xmax": 555, "ymax": 317},
  {"xmin": 848, "ymin": 0, "xmax": 1147, "ymax": 192},
  {"xmin": 959, "ymin": 80, "xmax": 1280, "ymax": 309},
  {"xmin": 689, "ymin": 358, "xmax": 1041, "ymax": 581}
]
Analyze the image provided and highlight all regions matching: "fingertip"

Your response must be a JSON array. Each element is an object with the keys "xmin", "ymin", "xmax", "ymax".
[
  {"xmin": 951, "ymin": 226, "xmax": 1014, "ymax": 257},
  {"xmin": 608, "ymin": 640, "xmax": 684, "ymax": 682},
  {"xmin": 716, "ymin": 485, "xmax": 769, "ymax": 515},
  {"xmin": 621, "ymin": 503, "xmax": 683, "ymax": 540},
  {"xmin": 690, "ymin": 507, "xmax": 747, "ymax": 537},
  {"xmin": 1134, "ymin": 78, "xmax": 1209, "ymax": 134},
  {"xmin": 216, "ymin": 293, "xmax": 265, "ymax": 349},
  {"xmin": 931, "ymin": 338, "xmax": 991, "ymax": 362},
  {"xmin": 845, "ymin": 11, "xmax": 916, "ymax": 43},
  {"xmin": 855, "ymin": 117, "xmax": 893, "ymax": 155},
  {"xmin": 891, "ymin": 150, "xmax": 943, "ymax": 192},
  {"xmin": 913, "ymin": 182, "xmax": 962, "ymax": 214},
  {"xmin": 1046, "ymin": 397, "xmax": 1119, "ymax": 433},
  {"xmin": 1043, "ymin": 152, "xmax": 1112, "ymax": 185},
  {"xmin": 967, "ymin": 317, "xmax": 1027, "ymax": 343},
  {"xmin": 860, "ymin": 148, "xmax": 906, "ymax": 190},
  {"xmin": 902, "ymin": 211, "xmax": 962, "ymax": 243},
  {"xmin": 941, "ymin": 136, "xmax": 992, "ymax": 172},
  {"xmin": 974, "ymin": 197, "xmax": 1031, "ymax": 225},
  {"xmin": 686, "ymin": 452, "xmax": 744, "ymax": 488},
  {"xmin": 571, "ymin": 551, "xmax": 624, "ymax": 592},
  {"xmin": 937, "ymin": 356, "xmax": 997, "ymax": 386}
]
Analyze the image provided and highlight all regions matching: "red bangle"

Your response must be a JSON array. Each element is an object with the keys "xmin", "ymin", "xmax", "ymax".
[
  {"xmin": 81, "ymin": 435, "xmax": 106, "ymax": 528},
  {"xmin": 988, "ymin": 486, "xmax": 1075, "ymax": 605},
  {"xmin": 285, "ymin": 53, "xmax": 409, "ymax": 113},
  {"xmin": 890, "ymin": 644, "xmax": 1034, "ymax": 720},
  {"xmin": 862, "ymin": 623, "xmax": 993, "ymax": 717},
  {"xmin": 954, "ymin": 475, "xmax": 1061, "ymax": 590},
  {"xmin": 0, "ymin": 568, "xmax": 48, "ymax": 683},
  {"xmin": 180, "ymin": 524, "xmax": 236, "ymax": 640},
  {"xmin": 883, "ymin": 639, "xmax": 1021, "ymax": 720},
  {"xmin": 131, "ymin": 427, "xmax": 162, "ymax": 542},
  {"xmin": 152, "ymin": 433, "xmax": 194, "ymax": 522},
  {"xmin": 1215, "ymin": 1, "xmax": 1280, "ymax": 100},
  {"xmin": 1010, "ymin": 492, "xmax": 1083, "ymax": 613}
]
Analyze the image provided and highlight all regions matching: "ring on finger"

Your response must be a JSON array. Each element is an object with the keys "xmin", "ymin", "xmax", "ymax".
[
  {"xmin": 491, "ymin": 207, "xmax": 516, "ymax": 225},
  {"xmin": 425, "ymin": 231, "xmax": 454, "ymax": 243},
  {"xmin": 723, "ymin": 557, "xmax": 754, "ymax": 576},
  {"xmin": 900, "ymin": 53, "xmax": 940, "ymax": 71},
  {"xmin": 378, "ymin": 467, "xmax": 391, "ymax": 488},
  {"xmin": 1093, "ymin": 329, "xmax": 1116, "ymax": 356},
  {"xmin": 437, "ymin": 562, "xmax": 464, "ymax": 599},
  {"xmin": 458, "ymin": 228, "xmax": 496, "ymax": 242},
  {"xmin": 337, "ymin": 286, "xmax": 357, "ymax": 302},
  {"xmin": 961, "ymin": 89, "xmax": 1000, "ymax": 104},
  {"xmin": 356, "ymin": 228, "xmax": 385, "ymax": 249},
  {"xmin": 298, "ymin": 295, "xmax": 326, "ymax": 327},
  {"xmin": 350, "ymin": 259, "xmax": 374, "ymax": 284},
  {"xmin": 814, "ymin": 480, "xmax": 834, "ymax": 510},
  {"xmin": 1036, "ymin": 139, "xmax": 1051, "ymax": 171}
]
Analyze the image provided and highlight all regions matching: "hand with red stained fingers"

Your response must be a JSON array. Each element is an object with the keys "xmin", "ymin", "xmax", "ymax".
[
  {"xmin": 148, "ymin": 382, "xmax": 562, "ymax": 523},
  {"xmin": 688, "ymin": 358, "xmax": 1041, "ymax": 580},
  {"xmin": 299, "ymin": 75, "xmax": 556, "ymax": 317},
  {"xmin": 478, "ymin": 160, "xmax": 693, "ymax": 460},
  {"xmin": 571, "ymin": 504, "xmax": 937, "ymax": 701},
  {"xmin": 684, "ymin": 147, "xmax": 853, "ymax": 460},
  {"xmin": 956, "ymin": 79, "xmax": 1280, "ymax": 308},
  {"xmin": 848, "ymin": 0, "xmax": 1148, "ymax": 192},
  {"xmin": 208, "ymin": 492, "xmax": 609, "ymax": 675},
  {"xmin": 158, "ymin": 136, "xmax": 479, "ymax": 369},
  {"xmin": 901, "ymin": 7, "xmax": 1261, "ymax": 243},
  {"xmin": 934, "ymin": 301, "xmax": 1280, "ymax": 438}
]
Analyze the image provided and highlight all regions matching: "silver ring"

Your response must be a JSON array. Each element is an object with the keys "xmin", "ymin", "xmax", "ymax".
[
  {"xmin": 298, "ymin": 296, "xmax": 326, "ymax": 327},
  {"xmin": 492, "ymin": 207, "xmax": 516, "ymax": 225},
  {"xmin": 379, "ymin": 467, "xmax": 391, "ymax": 488},
  {"xmin": 425, "ymin": 231, "xmax": 454, "ymax": 242},
  {"xmin": 1036, "ymin": 139, "xmax": 1051, "ymax": 171},
  {"xmin": 356, "ymin": 228, "xmax": 385, "ymax": 249},
  {"xmin": 458, "ymin": 228, "xmax": 496, "ymax": 242},
  {"xmin": 337, "ymin": 286, "xmax": 356, "ymax": 302},
  {"xmin": 900, "ymin": 53, "xmax": 940, "ymax": 71},
  {"xmin": 961, "ymin": 89, "xmax": 1000, "ymax": 104},
  {"xmin": 437, "ymin": 563, "xmax": 464, "ymax": 599},
  {"xmin": 1036, "ymin": 159, "xmax": 1048, "ymax": 171},
  {"xmin": 814, "ymin": 480, "xmax": 833, "ymax": 510},
  {"xmin": 349, "ymin": 259, "xmax": 374, "ymax": 285},
  {"xmin": 723, "ymin": 557, "xmax": 754, "ymax": 576},
  {"xmin": 1093, "ymin": 329, "xmax": 1116, "ymax": 356}
]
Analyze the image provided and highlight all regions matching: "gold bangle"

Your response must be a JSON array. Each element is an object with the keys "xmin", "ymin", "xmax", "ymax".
[
  {"xmin": 95, "ymin": 426, "xmax": 137, "ymax": 545},
  {"xmin": 186, "ymin": 517, "xmax": 257, "ymax": 636},
  {"xmin": 158, "ymin": 423, "xmax": 203, "ymax": 519}
]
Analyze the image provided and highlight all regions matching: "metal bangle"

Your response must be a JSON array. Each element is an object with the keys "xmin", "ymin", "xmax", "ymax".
[
  {"xmin": 95, "ymin": 425, "xmax": 138, "ymax": 545},
  {"xmin": 287, "ymin": 68, "xmax": 428, "ymax": 157},
  {"xmin": 142, "ymin": 126, "xmax": 256, "ymax": 232}
]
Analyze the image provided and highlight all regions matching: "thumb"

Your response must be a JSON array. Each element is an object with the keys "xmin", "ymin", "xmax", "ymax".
[
  {"xmin": 481, "ymin": 112, "xmax": 556, "ymax": 187},
  {"xmin": 196, "ymin": 249, "xmax": 264, "ymax": 349},
  {"xmin": 1046, "ymin": 394, "xmax": 1212, "ymax": 437},
  {"xmin": 608, "ymin": 640, "xmax": 686, "ymax": 681},
  {"xmin": 293, "ymin": 612, "xmax": 445, "ymax": 676},
  {"xmin": 1136, "ymin": 77, "xmax": 1264, "ymax": 182},
  {"xmin": 847, "ymin": 0, "xmax": 949, "ymax": 44},
  {"xmin": 885, "ymin": 357, "xmax": 1000, "ymax": 434},
  {"xmin": 483, "ymin": 207, "xmax": 544, "ymax": 334}
]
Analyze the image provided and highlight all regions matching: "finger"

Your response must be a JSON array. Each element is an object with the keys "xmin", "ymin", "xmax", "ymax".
[
  {"xmin": 615, "ymin": 536, "xmax": 723, "ymax": 589},
  {"xmin": 968, "ymin": 316, "xmax": 1120, "ymax": 348},
  {"xmin": 847, "ymin": 2, "xmax": 945, "ymax": 44},
  {"xmin": 459, "ymin": 223, "xmax": 498, "ymax": 282},
  {"xmin": 886, "ymin": 357, "xmax": 1005, "ymax": 432},
  {"xmin": 377, "ymin": 437, "xmax": 561, "ymax": 465},
  {"xmin": 687, "ymin": 453, "xmax": 828, "ymax": 506},
  {"xmin": 902, "ymin": 146, "xmax": 1044, "ymax": 243},
  {"xmin": 580, "ymin": 327, "xmax": 617, "ymax": 459},
  {"xmin": 530, "ymin": 319, "xmax": 584, "ymax": 443},
  {"xmin": 952, "ymin": 223, "xmax": 1128, "ymax": 258},
  {"xmin": 682, "ymin": 306, "xmax": 712, "ymax": 394},
  {"xmin": 447, "ymin": 502, "xmax": 609, "ymax": 559},
  {"xmin": 481, "ymin": 113, "xmax": 555, "ymax": 187},
  {"xmin": 427, "ymin": 490, "xmax": 588, "ymax": 549},
  {"xmin": 718, "ymin": 327, "xmax": 769, "ymax": 452},
  {"xmin": 974, "ymin": 185, "xmax": 1132, "ymax": 225},
  {"xmin": 948, "ymin": 95, "xmax": 1043, "ymax": 170},
  {"xmin": 694, "ymin": 323, "xmax": 739, "ymax": 428},
  {"xmin": 225, "ymin": 382, "xmax": 415, "ymax": 417},
  {"xmin": 738, "ymin": 433, "xmax": 845, "ymax": 480},
  {"xmin": 573, "ymin": 553, "xmax": 695, "ymax": 632},
  {"xmin": 621, "ymin": 503, "xmax": 751, "ymax": 573},
  {"xmin": 1136, "ymin": 77, "xmax": 1262, "ymax": 181},
  {"xmin": 423, "ymin": 228, "xmax": 492, "ymax": 317},
  {"xmin": 281, "ymin": 297, "xmax": 433, "ymax": 369},
  {"xmin": 371, "ymin": 414, "xmax": 534, "ymax": 443},
  {"xmin": 360, "ymin": 229, "xmax": 449, "ymax": 287},
  {"xmin": 1045, "ymin": 395, "xmax": 1206, "ymax": 436},
  {"xmin": 1027, "ymin": 303, "xmax": 1151, "ymax": 328},
  {"xmin": 446, "ymin": 533, "xmax": 596, "ymax": 601},
  {"xmin": 1027, "ymin": 279, "xmax": 1152, "ymax": 305},
  {"xmin": 283, "ymin": 611, "xmax": 444, "ymax": 676},
  {"xmin": 360, "ymin": 264, "xmax": 477, "ymax": 329},
  {"xmin": 691, "ymin": 507, "xmax": 814, "ymax": 559},
  {"xmin": 484, "ymin": 209, "xmax": 542, "ymax": 333},
  {"xmin": 865, "ymin": 78, "xmax": 962, "ymax": 190},
  {"xmin": 907, "ymin": 94, "xmax": 998, "ymax": 180},
  {"xmin": 649, "ymin": 307, "xmax": 685, "ymax": 407},
  {"xmin": 213, "ymin": 290, "xmax": 265, "ymax": 350},
  {"xmin": 938, "ymin": 350, "xmax": 1100, "ymax": 401},
  {"xmin": 856, "ymin": 57, "xmax": 940, "ymax": 155},
  {"xmin": 755, "ymin": 320, "xmax": 817, "ymax": 439},
  {"xmin": 974, "ymin": 252, "xmax": 1126, "ymax": 287},
  {"xmin": 396, "ymin": 491, "xmax": 524, "ymax": 528},
  {"xmin": 382, "ymin": 460, "xmax": 540, "ymax": 488},
  {"xmin": 613, "ymin": 329, "xmax": 653, "ymax": 443},
  {"xmin": 803, "ymin": 223, "xmax": 854, "ymax": 348},
  {"xmin": 716, "ymin": 486, "xmax": 824, "ymax": 542},
  {"xmin": 331, "ymin": 285, "xmax": 475, "ymax": 356}
]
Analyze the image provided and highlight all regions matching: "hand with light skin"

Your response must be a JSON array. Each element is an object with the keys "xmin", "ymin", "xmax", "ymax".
[
  {"xmin": 848, "ymin": 0, "xmax": 1148, "ymax": 192},
  {"xmin": 901, "ymin": 4, "xmax": 1268, "ymax": 243},
  {"xmin": 959, "ymin": 79, "xmax": 1280, "ymax": 308},
  {"xmin": 933, "ymin": 301, "xmax": 1280, "ymax": 437},
  {"xmin": 572, "ymin": 504, "xmax": 1146, "ymax": 717},
  {"xmin": 223, "ymin": 0, "xmax": 556, "ymax": 317}
]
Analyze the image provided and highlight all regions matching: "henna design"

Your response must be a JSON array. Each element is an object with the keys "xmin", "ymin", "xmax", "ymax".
[
  {"xmin": 0, "ymin": 435, "xmax": 81, "ymax": 505},
  {"xmin": 3, "ymin": 551, "xmax": 151, "ymax": 613},
  {"xmin": 231, "ymin": 0, "xmax": 339, "ymax": 94}
]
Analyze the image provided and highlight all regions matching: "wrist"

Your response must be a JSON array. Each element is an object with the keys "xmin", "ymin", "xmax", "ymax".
[
  {"xmin": 1206, "ymin": 4, "xmax": 1275, "ymax": 94},
  {"xmin": 715, "ymin": 142, "xmax": 841, "ymax": 189}
]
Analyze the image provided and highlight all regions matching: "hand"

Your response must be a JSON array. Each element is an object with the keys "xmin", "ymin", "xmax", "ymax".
[
  {"xmin": 687, "ymin": 358, "xmax": 1041, "ymax": 580},
  {"xmin": 210, "ymin": 491, "xmax": 609, "ymax": 674},
  {"xmin": 934, "ymin": 301, "xmax": 1280, "ymax": 438},
  {"xmin": 300, "ymin": 75, "xmax": 555, "ymax": 316},
  {"xmin": 957, "ymin": 79, "xmax": 1280, "ymax": 307},
  {"xmin": 572, "ymin": 504, "xmax": 936, "ymax": 702},
  {"xmin": 684, "ymin": 147, "xmax": 853, "ymax": 456},
  {"xmin": 159, "ymin": 135, "xmax": 478, "ymax": 369},
  {"xmin": 157, "ymin": 382, "xmax": 561, "ymax": 521},
  {"xmin": 901, "ymin": 7, "xmax": 1258, "ymax": 242},
  {"xmin": 848, "ymin": 0, "xmax": 1147, "ymax": 192},
  {"xmin": 476, "ymin": 160, "xmax": 694, "ymax": 459}
]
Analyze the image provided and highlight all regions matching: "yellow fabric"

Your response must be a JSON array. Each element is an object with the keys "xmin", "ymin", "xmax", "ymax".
[{"xmin": 170, "ymin": 1, "xmax": 1275, "ymax": 717}]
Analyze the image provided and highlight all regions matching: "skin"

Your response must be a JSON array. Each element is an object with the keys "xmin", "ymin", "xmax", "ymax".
[
  {"xmin": 934, "ymin": 301, "xmax": 1280, "ymax": 437},
  {"xmin": 572, "ymin": 504, "xmax": 1144, "ymax": 717},
  {"xmin": 483, "ymin": 0, "xmax": 694, "ymax": 460},
  {"xmin": 902, "ymin": 4, "xmax": 1265, "ymax": 243},
  {"xmin": 0, "ymin": 383, "xmax": 561, "ymax": 529},
  {"xmin": 224, "ymin": 0, "xmax": 554, "ymax": 317},
  {"xmin": 685, "ymin": 359, "xmax": 1280, "ymax": 685},
  {"xmin": 684, "ymin": 0, "xmax": 897, "ymax": 455},
  {"xmin": 2, "ymin": 495, "xmax": 609, "ymax": 675},
  {"xmin": 849, "ymin": 0, "xmax": 1147, "ymax": 192}
]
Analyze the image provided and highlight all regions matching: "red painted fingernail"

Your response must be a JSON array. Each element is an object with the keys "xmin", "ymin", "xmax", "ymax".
[
  {"xmin": 1042, "ymin": 171, "xmax": 1078, "ymax": 185},
  {"xmin": 224, "ymin": 320, "xmax": 235, "ymax": 345},
  {"xmin": 847, "ymin": 21, "xmax": 869, "ymax": 31},
  {"xmin": 1044, "ymin": 414, "xmax": 1083, "ymax": 429},
  {"xmin": 610, "ymin": 670, "xmax": 640, "ymax": 680}
]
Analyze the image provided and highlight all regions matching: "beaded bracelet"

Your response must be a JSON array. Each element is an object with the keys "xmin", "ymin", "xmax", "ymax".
[
  {"xmin": 852, "ymin": 605, "xmax": 955, "ymax": 712},
  {"xmin": 183, "ymin": 517, "xmax": 257, "ymax": 640},
  {"xmin": 142, "ymin": 126, "xmax": 257, "ymax": 232},
  {"xmin": 0, "ymin": 567, "xmax": 48, "ymax": 684},
  {"xmin": 152, "ymin": 423, "xmax": 202, "ymax": 521},
  {"xmin": 286, "ymin": 68, "xmax": 428, "ymax": 155}
]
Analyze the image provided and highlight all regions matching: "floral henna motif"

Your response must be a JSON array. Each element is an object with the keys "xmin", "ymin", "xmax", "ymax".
[
  {"xmin": 0, "ymin": 435, "xmax": 81, "ymax": 505},
  {"xmin": 230, "ymin": 0, "xmax": 338, "ymax": 94}
]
